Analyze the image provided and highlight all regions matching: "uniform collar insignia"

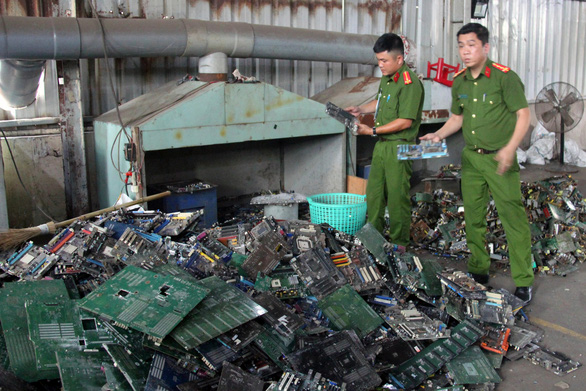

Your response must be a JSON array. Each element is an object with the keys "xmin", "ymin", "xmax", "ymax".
[{"xmin": 492, "ymin": 62, "xmax": 511, "ymax": 73}]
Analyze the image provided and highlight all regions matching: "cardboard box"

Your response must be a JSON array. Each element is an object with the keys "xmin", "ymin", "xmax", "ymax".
[{"xmin": 347, "ymin": 175, "xmax": 367, "ymax": 195}]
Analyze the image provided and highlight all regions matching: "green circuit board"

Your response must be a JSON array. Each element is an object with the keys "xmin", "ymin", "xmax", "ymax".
[
  {"xmin": 318, "ymin": 284, "xmax": 384, "ymax": 338},
  {"xmin": 79, "ymin": 265, "xmax": 209, "ymax": 341},
  {"xmin": 0, "ymin": 279, "xmax": 70, "ymax": 381},
  {"xmin": 170, "ymin": 276, "xmax": 267, "ymax": 350},
  {"xmin": 445, "ymin": 345, "xmax": 502, "ymax": 384},
  {"xmin": 56, "ymin": 348, "xmax": 110, "ymax": 391}
]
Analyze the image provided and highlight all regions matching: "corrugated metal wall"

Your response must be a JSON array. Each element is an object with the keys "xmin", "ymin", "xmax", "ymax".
[
  {"xmin": 1, "ymin": 0, "xmax": 585, "ymax": 117},
  {"xmin": 486, "ymin": 0, "xmax": 586, "ymax": 100},
  {"xmin": 403, "ymin": 0, "xmax": 586, "ymax": 101}
]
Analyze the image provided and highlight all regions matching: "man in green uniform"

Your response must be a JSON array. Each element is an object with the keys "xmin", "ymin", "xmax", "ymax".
[
  {"xmin": 420, "ymin": 23, "xmax": 534, "ymax": 303},
  {"xmin": 346, "ymin": 33, "xmax": 424, "ymax": 247}
]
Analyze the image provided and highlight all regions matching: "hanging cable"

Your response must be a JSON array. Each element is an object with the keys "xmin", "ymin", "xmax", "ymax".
[{"xmin": 87, "ymin": 0, "xmax": 132, "ymax": 184}]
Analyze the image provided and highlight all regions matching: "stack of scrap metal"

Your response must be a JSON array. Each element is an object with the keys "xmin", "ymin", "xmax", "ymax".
[{"xmin": 0, "ymin": 195, "xmax": 581, "ymax": 391}]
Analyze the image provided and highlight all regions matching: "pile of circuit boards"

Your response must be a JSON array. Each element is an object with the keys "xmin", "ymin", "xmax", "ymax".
[
  {"xmin": 0, "ymin": 179, "xmax": 582, "ymax": 390},
  {"xmin": 411, "ymin": 174, "xmax": 586, "ymax": 277}
]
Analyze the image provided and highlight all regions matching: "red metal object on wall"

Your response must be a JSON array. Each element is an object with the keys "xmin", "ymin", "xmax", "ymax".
[{"xmin": 427, "ymin": 58, "xmax": 460, "ymax": 87}]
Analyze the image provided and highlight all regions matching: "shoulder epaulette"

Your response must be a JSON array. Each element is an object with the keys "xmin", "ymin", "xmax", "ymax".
[
  {"xmin": 492, "ymin": 62, "xmax": 510, "ymax": 73},
  {"xmin": 403, "ymin": 71, "xmax": 412, "ymax": 85},
  {"xmin": 454, "ymin": 67, "xmax": 467, "ymax": 78}
]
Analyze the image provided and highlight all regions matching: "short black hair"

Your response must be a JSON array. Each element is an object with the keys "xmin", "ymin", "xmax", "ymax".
[
  {"xmin": 457, "ymin": 23, "xmax": 489, "ymax": 45},
  {"xmin": 373, "ymin": 33, "xmax": 404, "ymax": 56}
]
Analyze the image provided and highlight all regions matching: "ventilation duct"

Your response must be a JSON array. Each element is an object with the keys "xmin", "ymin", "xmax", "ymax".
[{"xmin": 0, "ymin": 16, "xmax": 379, "ymax": 108}]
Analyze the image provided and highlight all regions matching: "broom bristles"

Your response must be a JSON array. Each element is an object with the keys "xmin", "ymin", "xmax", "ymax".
[
  {"xmin": 0, "ymin": 222, "xmax": 56, "ymax": 251},
  {"xmin": 0, "ymin": 191, "xmax": 171, "ymax": 252}
]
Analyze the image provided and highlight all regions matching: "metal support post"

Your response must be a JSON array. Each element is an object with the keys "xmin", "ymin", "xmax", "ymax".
[{"xmin": 55, "ymin": 1, "xmax": 89, "ymax": 217}]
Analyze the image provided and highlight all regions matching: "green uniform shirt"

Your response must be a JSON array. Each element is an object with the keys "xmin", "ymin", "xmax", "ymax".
[
  {"xmin": 375, "ymin": 63, "xmax": 424, "ymax": 142},
  {"xmin": 451, "ymin": 58, "xmax": 528, "ymax": 150}
]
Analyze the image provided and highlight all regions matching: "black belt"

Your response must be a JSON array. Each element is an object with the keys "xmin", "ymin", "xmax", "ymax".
[
  {"xmin": 474, "ymin": 148, "xmax": 498, "ymax": 154},
  {"xmin": 377, "ymin": 137, "xmax": 408, "ymax": 143}
]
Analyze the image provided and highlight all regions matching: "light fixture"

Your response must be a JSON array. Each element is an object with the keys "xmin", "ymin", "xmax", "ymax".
[{"xmin": 471, "ymin": 0, "xmax": 489, "ymax": 19}]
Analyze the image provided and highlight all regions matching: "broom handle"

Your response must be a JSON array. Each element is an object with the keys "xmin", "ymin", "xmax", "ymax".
[{"xmin": 54, "ymin": 191, "xmax": 172, "ymax": 229}]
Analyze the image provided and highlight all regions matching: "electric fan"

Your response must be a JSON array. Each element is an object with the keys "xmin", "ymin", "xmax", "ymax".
[{"xmin": 534, "ymin": 82, "xmax": 584, "ymax": 173}]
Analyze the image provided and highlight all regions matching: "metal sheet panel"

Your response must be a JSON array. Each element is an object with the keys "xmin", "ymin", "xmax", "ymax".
[
  {"xmin": 225, "ymin": 83, "xmax": 265, "ymax": 124},
  {"xmin": 404, "ymin": 0, "xmax": 586, "ymax": 101}
]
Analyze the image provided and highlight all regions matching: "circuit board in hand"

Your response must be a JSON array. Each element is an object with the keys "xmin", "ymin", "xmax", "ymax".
[
  {"xmin": 397, "ymin": 140, "xmax": 449, "ymax": 160},
  {"xmin": 325, "ymin": 101, "xmax": 359, "ymax": 135}
]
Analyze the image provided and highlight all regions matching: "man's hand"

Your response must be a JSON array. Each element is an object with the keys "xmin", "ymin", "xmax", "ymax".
[
  {"xmin": 356, "ymin": 123, "xmax": 373, "ymax": 136},
  {"xmin": 419, "ymin": 132, "xmax": 441, "ymax": 143},
  {"xmin": 345, "ymin": 106, "xmax": 362, "ymax": 117},
  {"xmin": 494, "ymin": 146, "xmax": 516, "ymax": 175}
]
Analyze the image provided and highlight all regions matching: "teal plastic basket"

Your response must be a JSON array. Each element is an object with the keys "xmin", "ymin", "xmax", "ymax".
[{"xmin": 307, "ymin": 193, "xmax": 367, "ymax": 234}]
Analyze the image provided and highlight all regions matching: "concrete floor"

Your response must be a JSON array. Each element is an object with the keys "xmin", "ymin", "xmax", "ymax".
[{"xmin": 414, "ymin": 163, "xmax": 586, "ymax": 391}]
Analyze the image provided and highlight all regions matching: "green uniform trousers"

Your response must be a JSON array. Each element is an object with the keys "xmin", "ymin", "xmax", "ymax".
[
  {"xmin": 461, "ymin": 148, "xmax": 534, "ymax": 287},
  {"xmin": 366, "ymin": 140, "xmax": 412, "ymax": 246}
]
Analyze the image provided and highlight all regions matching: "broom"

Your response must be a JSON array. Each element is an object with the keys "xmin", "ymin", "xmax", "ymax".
[{"xmin": 0, "ymin": 190, "xmax": 171, "ymax": 251}]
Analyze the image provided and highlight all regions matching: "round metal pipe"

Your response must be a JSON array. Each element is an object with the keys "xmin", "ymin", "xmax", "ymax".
[
  {"xmin": 0, "ymin": 16, "xmax": 377, "ymax": 65},
  {"xmin": 198, "ymin": 52, "xmax": 228, "ymax": 81},
  {"xmin": 0, "ymin": 16, "xmax": 380, "ymax": 109},
  {"xmin": 0, "ymin": 16, "xmax": 81, "ymax": 59},
  {"xmin": 251, "ymin": 24, "xmax": 377, "ymax": 64},
  {"xmin": 77, "ymin": 18, "xmax": 187, "ymax": 59},
  {"xmin": 0, "ymin": 59, "xmax": 45, "ymax": 108}
]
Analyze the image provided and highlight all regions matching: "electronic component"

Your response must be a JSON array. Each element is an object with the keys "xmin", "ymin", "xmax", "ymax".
[
  {"xmin": 271, "ymin": 369, "xmax": 346, "ymax": 391},
  {"xmin": 111, "ymin": 227, "xmax": 167, "ymax": 269},
  {"xmin": 254, "ymin": 326, "xmax": 295, "ymax": 370},
  {"xmin": 242, "ymin": 219, "xmax": 290, "ymax": 279},
  {"xmin": 438, "ymin": 270, "xmax": 487, "ymax": 300},
  {"xmin": 480, "ymin": 325, "xmax": 510, "ymax": 355},
  {"xmin": 392, "ymin": 253, "xmax": 444, "ymax": 296},
  {"xmin": 217, "ymin": 320, "xmax": 265, "ymax": 352},
  {"xmin": 397, "ymin": 140, "xmax": 449, "ymax": 160},
  {"xmin": 144, "ymin": 352, "xmax": 200, "ymax": 391},
  {"xmin": 196, "ymin": 339, "xmax": 241, "ymax": 370},
  {"xmin": 104, "ymin": 341, "xmax": 151, "ymax": 391},
  {"xmin": 170, "ymin": 276, "xmax": 267, "ymax": 350},
  {"xmin": 354, "ymin": 223, "xmax": 401, "ymax": 268},
  {"xmin": 384, "ymin": 302, "xmax": 450, "ymax": 341},
  {"xmin": 507, "ymin": 324, "xmax": 545, "ymax": 353},
  {"xmin": 254, "ymin": 269, "xmax": 306, "ymax": 299},
  {"xmin": 317, "ymin": 284, "xmax": 384, "ymax": 338},
  {"xmin": 154, "ymin": 211, "xmax": 201, "ymax": 236},
  {"xmin": 3, "ymin": 242, "xmax": 58, "ymax": 280},
  {"xmin": 0, "ymin": 279, "xmax": 112, "ymax": 382},
  {"xmin": 287, "ymin": 330, "xmax": 381, "ymax": 391},
  {"xmin": 79, "ymin": 265, "xmax": 209, "ymax": 343},
  {"xmin": 523, "ymin": 344, "xmax": 582, "ymax": 376},
  {"xmin": 445, "ymin": 345, "xmax": 502, "ymax": 384},
  {"xmin": 218, "ymin": 361, "xmax": 264, "ymax": 391},
  {"xmin": 290, "ymin": 247, "xmax": 347, "ymax": 300},
  {"xmin": 325, "ymin": 101, "xmax": 359, "ymax": 135},
  {"xmin": 339, "ymin": 246, "xmax": 385, "ymax": 294},
  {"xmin": 56, "ymin": 349, "xmax": 111, "ymax": 391},
  {"xmin": 254, "ymin": 292, "xmax": 305, "ymax": 337},
  {"xmin": 388, "ymin": 320, "xmax": 485, "ymax": 390}
]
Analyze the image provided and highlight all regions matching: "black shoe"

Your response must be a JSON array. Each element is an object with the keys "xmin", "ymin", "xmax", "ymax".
[
  {"xmin": 468, "ymin": 272, "xmax": 489, "ymax": 284},
  {"xmin": 514, "ymin": 286, "xmax": 533, "ymax": 303}
]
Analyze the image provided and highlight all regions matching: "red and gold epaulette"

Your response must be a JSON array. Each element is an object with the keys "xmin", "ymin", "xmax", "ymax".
[
  {"xmin": 492, "ymin": 62, "xmax": 510, "ymax": 73},
  {"xmin": 454, "ymin": 67, "xmax": 467, "ymax": 78},
  {"xmin": 403, "ymin": 71, "xmax": 412, "ymax": 85}
]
